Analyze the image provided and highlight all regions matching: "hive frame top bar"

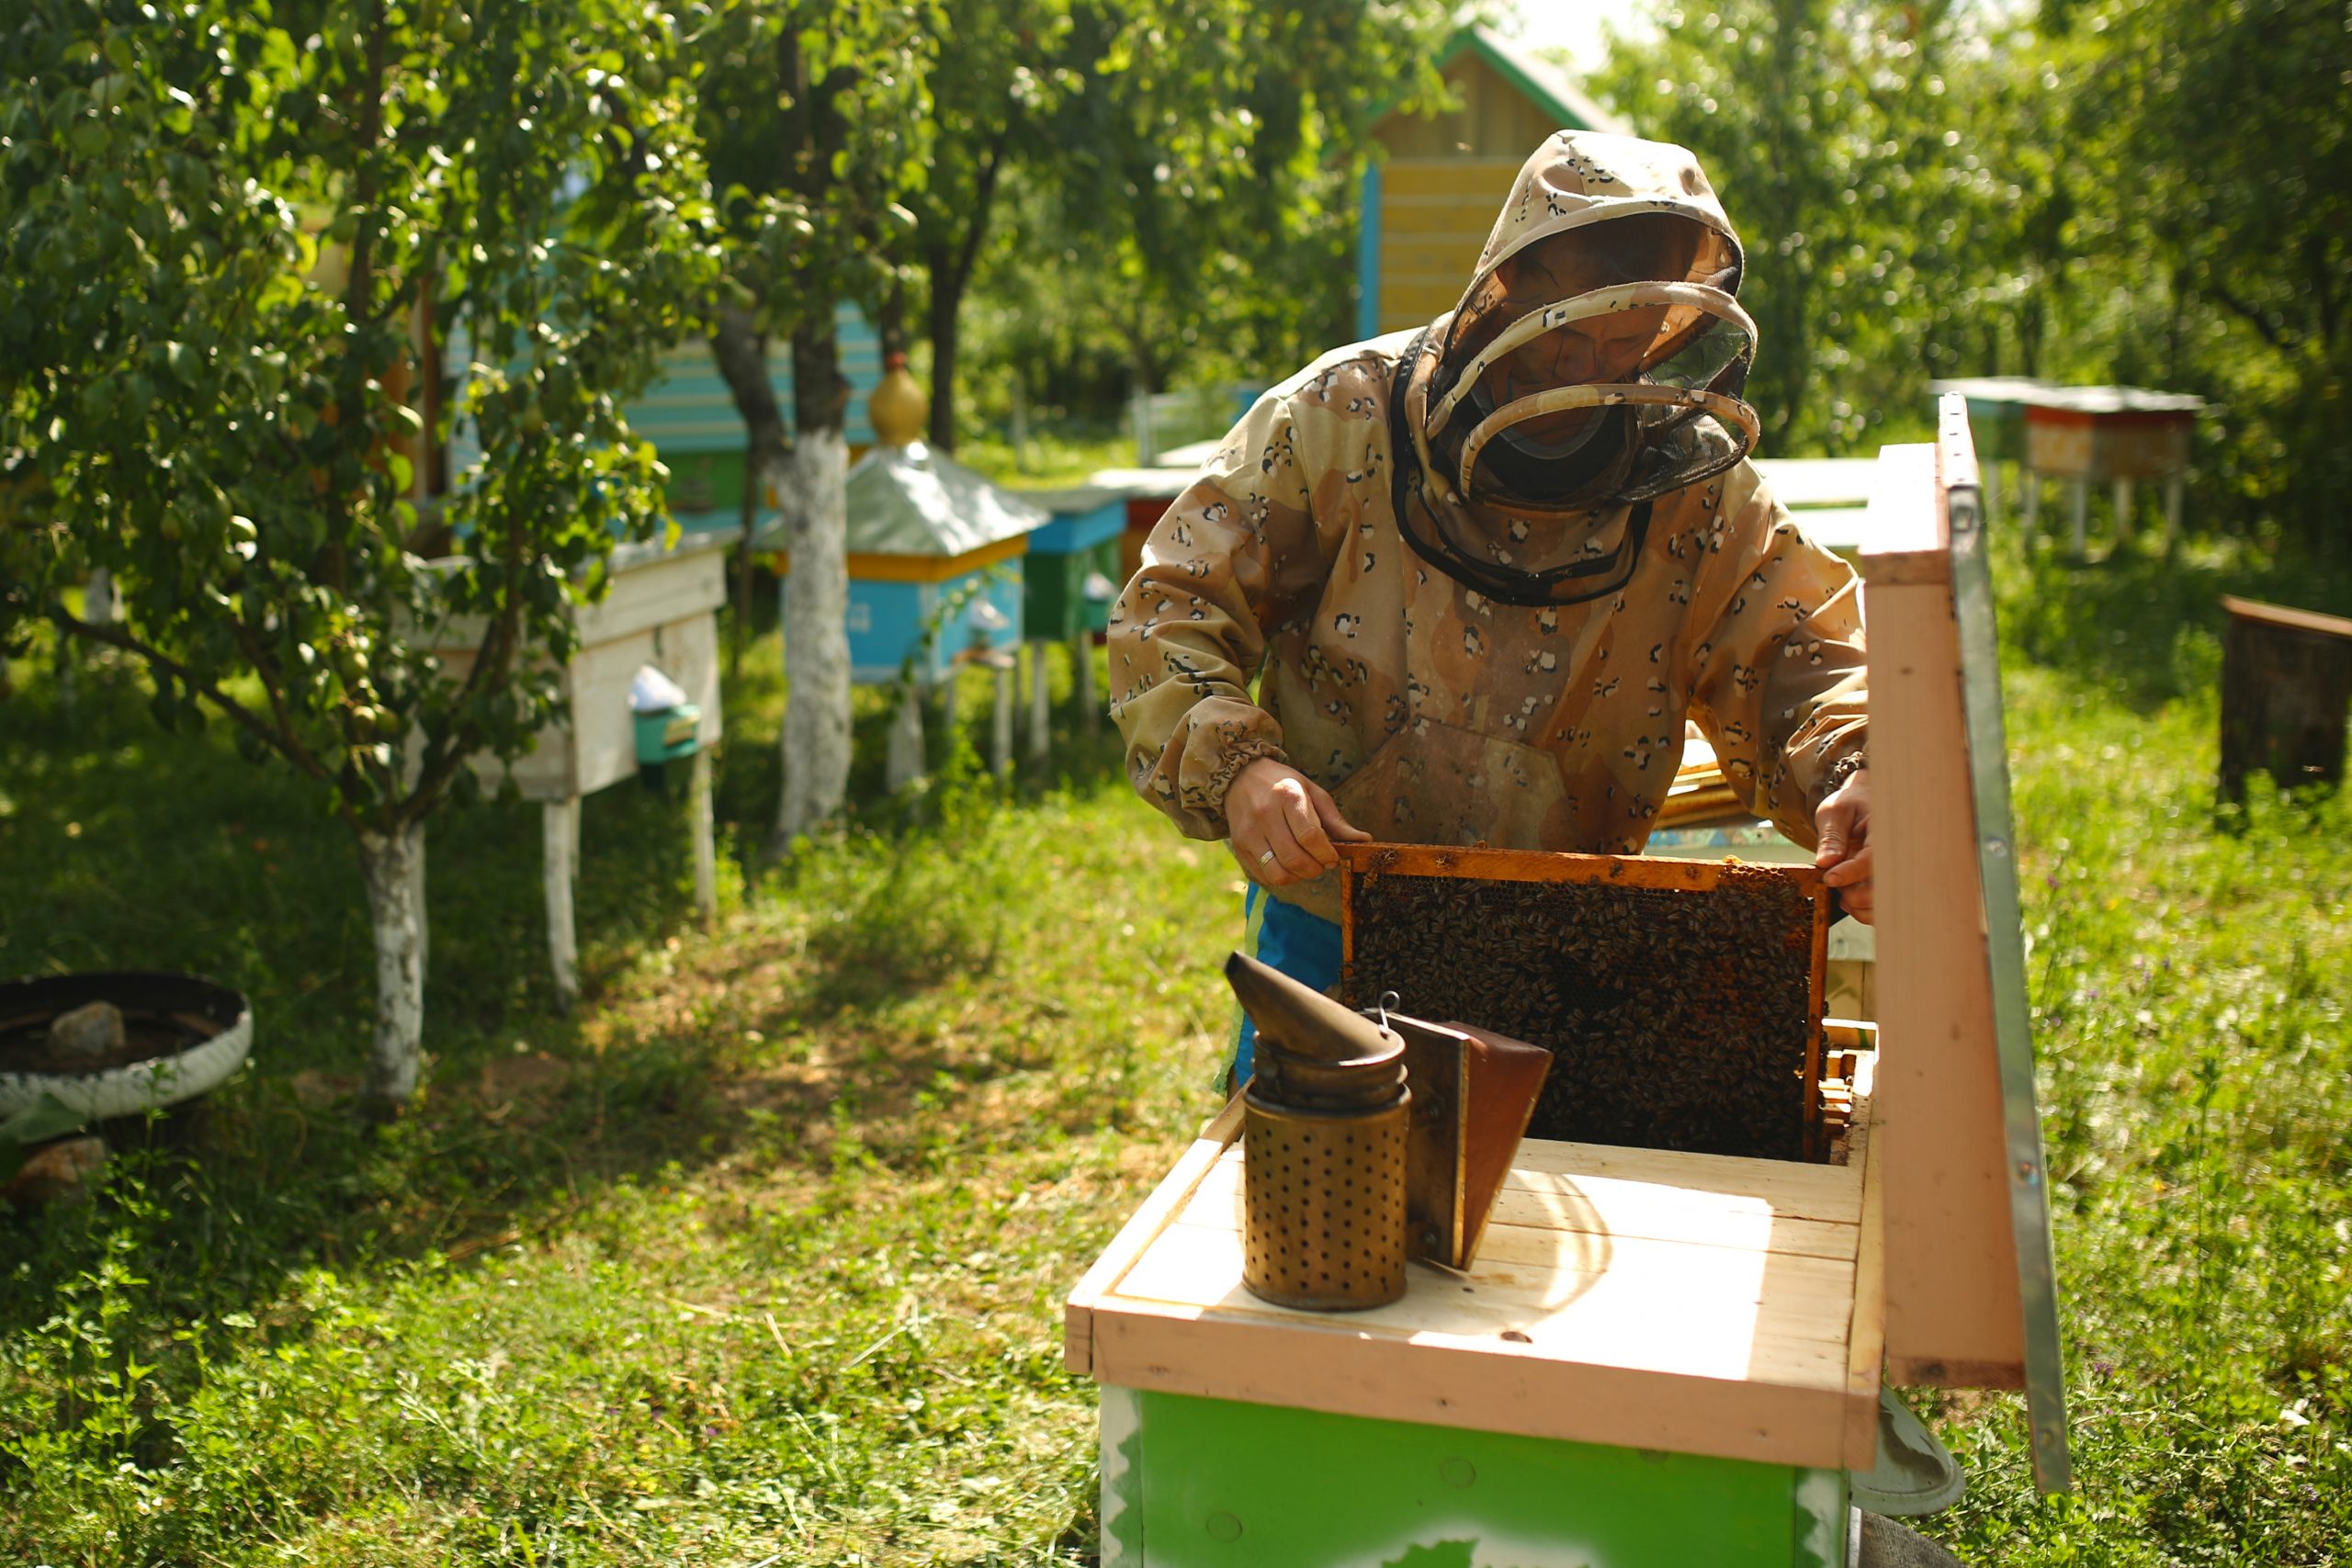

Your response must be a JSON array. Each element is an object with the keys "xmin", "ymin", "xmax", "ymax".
[{"xmin": 1334, "ymin": 840, "xmax": 1826, "ymax": 894}]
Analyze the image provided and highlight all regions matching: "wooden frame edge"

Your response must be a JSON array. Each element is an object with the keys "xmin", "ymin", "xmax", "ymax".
[
  {"xmin": 1090, "ymin": 1300, "xmax": 1858, "ymax": 1471},
  {"xmin": 1065, "ymin": 1096, "xmax": 1248, "ymax": 1377},
  {"xmin": 1843, "ymin": 1052, "xmax": 1888, "ymax": 1468},
  {"xmin": 1335, "ymin": 840, "xmax": 1825, "ymax": 897}
]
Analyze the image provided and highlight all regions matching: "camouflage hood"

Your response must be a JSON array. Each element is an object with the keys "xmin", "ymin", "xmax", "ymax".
[{"xmin": 1397, "ymin": 131, "xmax": 1761, "ymax": 605}]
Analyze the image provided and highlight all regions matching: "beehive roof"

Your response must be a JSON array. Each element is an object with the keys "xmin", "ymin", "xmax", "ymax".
[
  {"xmin": 838, "ymin": 443, "xmax": 1049, "ymax": 558},
  {"xmin": 1370, "ymin": 27, "xmax": 1631, "ymax": 141}
]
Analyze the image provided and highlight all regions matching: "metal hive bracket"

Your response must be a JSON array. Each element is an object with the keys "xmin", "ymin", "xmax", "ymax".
[{"xmin": 1944, "ymin": 412, "xmax": 2074, "ymax": 1495}]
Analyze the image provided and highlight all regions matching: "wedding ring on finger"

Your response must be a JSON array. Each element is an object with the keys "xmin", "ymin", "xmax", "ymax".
[{"xmin": 1259, "ymin": 849, "xmax": 1278, "ymax": 865}]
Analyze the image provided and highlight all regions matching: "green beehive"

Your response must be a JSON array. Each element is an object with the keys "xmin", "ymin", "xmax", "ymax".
[{"xmin": 1015, "ymin": 485, "xmax": 1129, "ymax": 643}]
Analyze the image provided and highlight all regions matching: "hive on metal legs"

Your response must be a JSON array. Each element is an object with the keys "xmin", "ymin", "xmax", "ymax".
[{"xmin": 1340, "ymin": 844, "xmax": 1832, "ymax": 1163}]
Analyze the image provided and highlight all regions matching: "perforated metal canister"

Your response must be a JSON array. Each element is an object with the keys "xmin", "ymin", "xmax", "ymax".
[{"xmin": 1241, "ymin": 1041, "xmax": 1411, "ymax": 1311}]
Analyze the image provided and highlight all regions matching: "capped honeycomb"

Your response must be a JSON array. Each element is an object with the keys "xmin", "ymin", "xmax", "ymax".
[{"xmin": 1340, "ymin": 849, "xmax": 1828, "ymax": 1163}]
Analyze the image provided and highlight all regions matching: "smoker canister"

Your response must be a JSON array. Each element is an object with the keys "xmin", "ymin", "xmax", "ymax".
[{"xmin": 1241, "ymin": 1035, "xmax": 1411, "ymax": 1311}]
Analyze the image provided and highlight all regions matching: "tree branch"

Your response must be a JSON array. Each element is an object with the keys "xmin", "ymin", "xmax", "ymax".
[
  {"xmin": 50, "ymin": 610, "xmax": 333, "ymax": 781},
  {"xmin": 2199, "ymin": 276, "xmax": 2303, "ymax": 359},
  {"xmin": 228, "ymin": 614, "xmax": 335, "ymax": 782},
  {"xmin": 2307, "ymin": 234, "xmax": 2339, "ymax": 355},
  {"xmin": 402, "ymin": 534, "xmax": 532, "ymax": 826},
  {"xmin": 944, "ymin": 120, "xmax": 1015, "ymax": 300}
]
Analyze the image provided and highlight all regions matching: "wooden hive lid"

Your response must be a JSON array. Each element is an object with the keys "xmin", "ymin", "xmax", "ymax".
[{"xmin": 1858, "ymin": 394, "xmax": 2071, "ymax": 1492}]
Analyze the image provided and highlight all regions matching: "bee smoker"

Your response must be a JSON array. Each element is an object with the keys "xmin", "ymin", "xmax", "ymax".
[{"xmin": 1225, "ymin": 952, "xmax": 1411, "ymax": 1311}]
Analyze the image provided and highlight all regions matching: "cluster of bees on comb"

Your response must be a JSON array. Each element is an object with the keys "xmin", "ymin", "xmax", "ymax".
[{"xmin": 1343, "ymin": 866, "xmax": 1823, "ymax": 1163}]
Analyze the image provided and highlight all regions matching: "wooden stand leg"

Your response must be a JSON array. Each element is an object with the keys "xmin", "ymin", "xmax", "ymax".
[
  {"xmin": 543, "ymin": 797, "xmax": 580, "ymax": 1009},
  {"xmin": 2069, "ymin": 479, "xmax": 2088, "ymax": 558},
  {"xmin": 1029, "ymin": 640, "xmax": 1052, "ymax": 768},
  {"xmin": 990, "ymin": 661, "xmax": 1014, "ymax": 781},
  {"xmin": 2165, "ymin": 472, "xmax": 2185, "ymax": 551},
  {"xmin": 886, "ymin": 682, "xmax": 926, "ymax": 791},
  {"xmin": 690, "ymin": 749, "xmax": 718, "ymax": 926},
  {"xmin": 2112, "ymin": 477, "xmax": 2135, "ymax": 544},
  {"xmin": 1073, "ymin": 632, "xmax": 1098, "ymax": 737}
]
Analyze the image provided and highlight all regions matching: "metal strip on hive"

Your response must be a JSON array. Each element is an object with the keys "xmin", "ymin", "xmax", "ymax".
[{"xmin": 1942, "ymin": 397, "xmax": 2073, "ymax": 1494}]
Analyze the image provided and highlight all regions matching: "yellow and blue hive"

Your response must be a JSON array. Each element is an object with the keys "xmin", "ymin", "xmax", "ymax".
[{"xmin": 764, "ymin": 358, "xmax": 1043, "ymax": 684}]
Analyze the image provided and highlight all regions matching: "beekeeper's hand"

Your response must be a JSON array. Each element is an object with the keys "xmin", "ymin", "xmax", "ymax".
[
  {"xmin": 1228, "ymin": 759, "xmax": 1371, "ymax": 886},
  {"xmin": 1815, "ymin": 769, "xmax": 1874, "ymax": 924}
]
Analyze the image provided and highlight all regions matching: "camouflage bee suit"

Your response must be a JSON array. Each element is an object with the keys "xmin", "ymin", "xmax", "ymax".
[{"xmin": 1109, "ymin": 132, "xmax": 1870, "ymax": 924}]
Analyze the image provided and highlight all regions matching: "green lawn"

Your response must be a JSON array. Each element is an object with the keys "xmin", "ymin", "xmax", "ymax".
[{"xmin": 2, "ymin": 536, "xmax": 2347, "ymax": 1565}]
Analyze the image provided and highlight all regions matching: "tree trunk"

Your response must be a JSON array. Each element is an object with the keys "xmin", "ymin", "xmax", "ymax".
[
  {"xmin": 774, "ymin": 310, "xmax": 853, "ymax": 850},
  {"xmin": 711, "ymin": 307, "xmax": 790, "ymax": 680},
  {"xmin": 927, "ymin": 247, "xmax": 961, "ymax": 452},
  {"xmin": 920, "ymin": 126, "xmax": 1009, "ymax": 453},
  {"xmin": 357, "ymin": 821, "xmax": 427, "ymax": 1108},
  {"xmin": 886, "ymin": 679, "xmax": 925, "ymax": 791}
]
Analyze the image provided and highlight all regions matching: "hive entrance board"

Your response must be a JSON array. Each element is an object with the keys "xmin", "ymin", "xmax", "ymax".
[{"xmin": 1338, "ymin": 844, "xmax": 1831, "ymax": 1163}]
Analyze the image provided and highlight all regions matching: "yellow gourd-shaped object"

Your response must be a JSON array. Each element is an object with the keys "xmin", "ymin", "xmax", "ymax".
[{"xmin": 867, "ymin": 351, "xmax": 929, "ymax": 448}]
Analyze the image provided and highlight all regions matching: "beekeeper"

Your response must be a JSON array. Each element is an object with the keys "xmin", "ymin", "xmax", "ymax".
[{"xmin": 1109, "ymin": 131, "xmax": 1873, "ymax": 1086}]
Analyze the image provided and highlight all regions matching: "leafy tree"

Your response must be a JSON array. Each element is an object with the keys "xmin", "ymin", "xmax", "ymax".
[
  {"xmin": 1042, "ymin": 0, "xmax": 1447, "ymax": 398},
  {"xmin": 0, "ymin": 0, "xmax": 717, "ymax": 1106},
  {"xmin": 1600, "ymin": 0, "xmax": 2352, "ymax": 552},
  {"xmin": 902, "ymin": 0, "xmax": 1078, "ymax": 452},
  {"xmin": 1599, "ymin": 0, "xmax": 2027, "ymax": 455},
  {"xmin": 2051, "ymin": 0, "xmax": 2352, "ymax": 547},
  {"xmin": 919, "ymin": 0, "xmax": 1444, "ymax": 458},
  {"xmin": 694, "ymin": 1, "xmax": 935, "ymax": 845}
]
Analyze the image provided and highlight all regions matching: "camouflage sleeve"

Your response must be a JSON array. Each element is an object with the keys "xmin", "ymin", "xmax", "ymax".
[
  {"xmin": 1107, "ymin": 389, "xmax": 1337, "ymax": 840},
  {"xmin": 1685, "ymin": 467, "xmax": 1870, "ymax": 848}
]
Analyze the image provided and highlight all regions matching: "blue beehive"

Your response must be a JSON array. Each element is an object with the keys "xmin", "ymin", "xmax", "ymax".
[
  {"xmin": 766, "ymin": 442, "xmax": 1046, "ymax": 685},
  {"xmin": 621, "ymin": 302, "xmax": 884, "ymax": 543},
  {"xmin": 441, "ymin": 303, "xmax": 885, "ymax": 544}
]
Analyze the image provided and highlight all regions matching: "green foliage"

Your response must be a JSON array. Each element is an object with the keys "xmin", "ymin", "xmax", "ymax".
[
  {"xmin": 945, "ymin": 0, "xmax": 1450, "ymax": 432},
  {"xmin": 0, "ymin": 630, "xmax": 1222, "ymax": 1565},
  {"xmin": 900, "ymin": 0, "xmax": 1081, "ymax": 447},
  {"xmin": 695, "ymin": 0, "xmax": 937, "ymax": 341},
  {"xmin": 2047, "ymin": 0, "xmax": 2352, "ymax": 548},
  {"xmin": 1597, "ymin": 2, "xmax": 2037, "ymax": 455},
  {"xmin": 1597, "ymin": 0, "xmax": 2352, "ymax": 547},
  {"xmin": 0, "ymin": 0, "xmax": 718, "ymax": 832},
  {"xmin": 7, "ymin": 559, "xmax": 2352, "ymax": 1560}
]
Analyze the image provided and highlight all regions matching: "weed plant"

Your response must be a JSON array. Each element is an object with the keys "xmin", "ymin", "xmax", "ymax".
[{"xmin": 1, "ymin": 525, "xmax": 2346, "ymax": 1564}]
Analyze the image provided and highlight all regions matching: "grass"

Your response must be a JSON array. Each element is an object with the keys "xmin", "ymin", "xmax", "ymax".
[
  {"xmin": 2, "ymin": 527, "xmax": 2348, "ymax": 1565},
  {"xmin": 951, "ymin": 430, "xmax": 1137, "ymax": 491}
]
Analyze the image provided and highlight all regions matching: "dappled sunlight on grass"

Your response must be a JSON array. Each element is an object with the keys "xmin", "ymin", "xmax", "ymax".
[
  {"xmin": 1, "ymin": 626, "xmax": 1235, "ymax": 1565},
  {"xmin": 5, "ymin": 539, "xmax": 2348, "ymax": 1561},
  {"xmin": 1921, "ymin": 537, "xmax": 2352, "ymax": 1563}
]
